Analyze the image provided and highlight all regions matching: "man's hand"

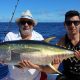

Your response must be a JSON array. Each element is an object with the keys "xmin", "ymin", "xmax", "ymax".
[
  {"xmin": 51, "ymin": 55, "xmax": 62, "ymax": 65},
  {"xmin": 15, "ymin": 60, "xmax": 39, "ymax": 69},
  {"xmin": 74, "ymin": 50, "xmax": 80, "ymax": 59}
]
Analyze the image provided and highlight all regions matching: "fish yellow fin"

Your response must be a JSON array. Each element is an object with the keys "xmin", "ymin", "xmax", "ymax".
[
  {"xmin": 44, "ymin": 36, "xmax": 56, "ymax": 43},
  {"xmin": 48, "ymin": 63, "xmax": 62, "ymax": 74}
]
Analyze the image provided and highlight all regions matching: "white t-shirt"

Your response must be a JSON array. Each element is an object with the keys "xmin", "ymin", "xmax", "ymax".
[
  {"xmin": 4, "ymin": 30, "xmax": 44, "ymax": 80},
  {"xmin": 4, "ymin": 30, "xmax": 44, "ymax": 41}
]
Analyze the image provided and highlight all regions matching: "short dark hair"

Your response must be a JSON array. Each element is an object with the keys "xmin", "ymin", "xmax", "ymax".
[{"xmin": 65, "ymin": 10, "xmax": 80, "ymax": 21}]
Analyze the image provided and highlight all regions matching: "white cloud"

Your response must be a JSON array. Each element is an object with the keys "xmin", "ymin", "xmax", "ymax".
[
  {"xmin": 33, "ymin": 11, "xmax": 64, "ymax": 22},
  {"xmin": 0, "ymin": 10, "xmax": 65, "ymax": 22},
  {"xmin": 0, "ymin": 16, "xmax": 11, "ymax": 22},
  {"xmin": 0, "ymin": 17, "xmax": 3, "ymax": 21}
]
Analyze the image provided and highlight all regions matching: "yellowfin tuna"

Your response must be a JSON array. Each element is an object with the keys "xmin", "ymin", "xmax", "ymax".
[{"xmin": 0, "ymin": 40, "xmax": 74, "ymax": 66}]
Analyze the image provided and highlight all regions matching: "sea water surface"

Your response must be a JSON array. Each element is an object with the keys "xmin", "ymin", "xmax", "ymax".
[{"xmin": 0, "ymin": 22, "xmax": 66, "ymax": 44}]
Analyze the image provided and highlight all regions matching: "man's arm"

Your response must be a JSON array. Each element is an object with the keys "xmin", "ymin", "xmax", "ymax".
[{"xmin": 16, "ymin": 60, "xmax": 61, "ymax": 74}]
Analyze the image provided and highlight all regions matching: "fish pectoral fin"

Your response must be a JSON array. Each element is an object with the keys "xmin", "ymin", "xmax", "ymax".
[
  {"xmin": 48, "ymin": 63, "xmax": 62, "ymax": 74},
  {"xmin": 14, "ymin": 65, "xmax": 22, "ymax": 68}
]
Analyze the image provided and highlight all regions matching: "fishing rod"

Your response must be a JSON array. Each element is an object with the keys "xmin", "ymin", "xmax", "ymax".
[
  {"xmin": 10, "ymin": 0, "xmax": 20, "ymax": 23},
  {"xmin": 0, "ymin": 0, "xmax": 20, "ymax": 42},
  {"xmin": 7, "ymin": 0, "xmax": 20, "ymax": 32}
]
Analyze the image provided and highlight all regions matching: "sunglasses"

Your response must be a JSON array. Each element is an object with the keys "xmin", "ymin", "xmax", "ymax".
[
  {"xmin": 19, "ymin": 21, "xmax": 33, "ymax": 25},
  {"xmin": 65, "ymin": 21, "xmax": 80, "ymax": 26}
]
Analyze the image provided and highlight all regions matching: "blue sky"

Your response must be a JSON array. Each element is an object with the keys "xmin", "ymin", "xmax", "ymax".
[{"xmin": 0, "ymin": 0, "xmax": 80, "ymax": 22}]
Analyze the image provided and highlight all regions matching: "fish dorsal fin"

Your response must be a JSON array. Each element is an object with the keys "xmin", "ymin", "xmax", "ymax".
[{"xmin": 44, "ymin": 36, "xmax": 56, "ymax": 43}]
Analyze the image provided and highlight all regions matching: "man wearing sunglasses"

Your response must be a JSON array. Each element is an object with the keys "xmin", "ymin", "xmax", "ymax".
[
  {"xmin": 17, "ymin": 10, "xmax": 80, "ymax": 80},
  {"xmin": 3, "ymin": 10, "xmax": 48, "ymax": 80},
  {"xmin": 4, "ymin": 10, "xmax": 44, "ymax": 41},
  {"xmin": 47, "ymin": 10, "xmax": 80, "ymax": 80},
  {"xmin": 54, "ymin": 10, "xmax": 80, "ymax": 80}
]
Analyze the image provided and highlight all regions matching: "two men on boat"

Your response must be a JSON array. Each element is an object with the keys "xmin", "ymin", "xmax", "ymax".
[
  {"xmin": 17, "ymin": 10, "xmax": 80, "ymax": 80},
  {"xmin": 1, "ymin": 10, "xmax": 80, "ymax": 80}
]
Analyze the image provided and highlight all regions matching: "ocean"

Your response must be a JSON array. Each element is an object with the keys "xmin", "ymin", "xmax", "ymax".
[{"xmin": 0, "ymin": 22, "xmax": 66, "ymax": 44}]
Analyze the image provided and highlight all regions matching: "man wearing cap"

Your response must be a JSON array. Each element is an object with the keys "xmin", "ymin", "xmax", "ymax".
[{"xmin": 3, "ymin": 10, "xmax": 47, "ymax": 80}]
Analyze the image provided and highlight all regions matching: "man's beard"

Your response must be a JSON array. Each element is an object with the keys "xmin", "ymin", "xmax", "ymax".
[{"xmin": 20, "ymin": 29, "xmax": 33, "ymax": 36}]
